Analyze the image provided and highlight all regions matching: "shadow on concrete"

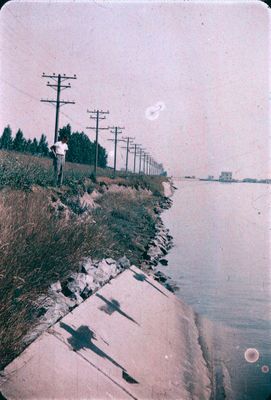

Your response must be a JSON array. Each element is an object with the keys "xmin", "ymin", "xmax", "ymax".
[
  {"xmin": 60, "ymin": 322, "xmax": 125, "ymax": 370},
  {"xmin": 96, "ymin": 294, "xmax": 140, "ymax": 326},
  {"xmin": 60, "ymin": 322, "xmax": 140, "ymax": 386},
  {"xmin": 122, "ymin": 371, "xmax": 139, "ymax": 384},
  {"xmin": 129, "ymin": 269, "xmax": 168, "ymax": 297}
]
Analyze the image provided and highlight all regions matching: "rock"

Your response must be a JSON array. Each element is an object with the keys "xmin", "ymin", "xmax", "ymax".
[
  {"xmin": 164, "ymin": 281, "xmax": 179, "ymax": 293},
  {"xmin": 80, "ymin": 258, "xmax": 96, "ymax": 275},
  {"xmin": 154, "ymin": 271, "xmax": 168, "ymax": 283},
  {"xmin": 65, "ymin": 273, "xmax": 88, "ymax": 296},
  {"xmin": 159, "ymin": 259, "xmax": 168, "ymax": 266},
  {"xmin": 73, "ymin": 293, "xmax": 84, "ymax": 305},
  {"xmin": 81, "ymin": 281, "xmax": 100, "ymax": 299},
  {"xmin": 147, "ymin": 247, "xmax": 160, "ymax": 258},
  {"xmin": 105, "ymin": 258, "xmax": 116, "ymax": 265},
  {"xmin": 28, "ymin": 292, "xmax": 73, "ymax": 345},
  {"xmin": 159, "ymin": 246, "xmax": 167, "ymax": 255},
  {"xmin": 94, "ymin": 259, "xmax": 118, "ymax": 284},
  {"xmin": 117, "ymin": 256, "xmax": 130, "ymax": 269},
  {"xmin": 149, "ymin": 259, "xmax": 158, "ymax": 267},
  {"xmin": 49, "ymin": 281, "xmax": 62, "ymax": 293}
]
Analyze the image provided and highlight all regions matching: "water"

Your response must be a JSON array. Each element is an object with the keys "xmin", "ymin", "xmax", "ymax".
[{"xmin": 161, "ymin": 180, "xmax": 271, "ymax": 399}]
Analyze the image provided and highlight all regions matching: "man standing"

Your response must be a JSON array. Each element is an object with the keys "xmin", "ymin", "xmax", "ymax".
[{"xmin": 50, "ymin": 136, "xmax": 68, "ymax": 186}]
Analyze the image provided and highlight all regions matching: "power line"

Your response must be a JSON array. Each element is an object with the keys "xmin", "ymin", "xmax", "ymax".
[
  {"xmin": 41, "ymin": 73, "xmax": 77, "ymax": 143},
  {"xmin": 86, "ymin": 109, "xmax": 110, "ymax": 175}
]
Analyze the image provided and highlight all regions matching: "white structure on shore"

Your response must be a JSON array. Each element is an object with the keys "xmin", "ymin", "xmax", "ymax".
[{"xmin": 219, "ymin": 171, "xmax": 233, "ymax": 182}]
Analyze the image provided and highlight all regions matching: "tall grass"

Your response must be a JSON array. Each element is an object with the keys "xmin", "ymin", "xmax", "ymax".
[{"xmin": 0, "ymin": 185, "xmax": 161, "ymax": 368}]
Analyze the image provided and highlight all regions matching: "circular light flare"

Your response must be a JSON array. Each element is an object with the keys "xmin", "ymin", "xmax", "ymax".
[
  {"xmin": 244, "ymin": 348, "xmax": 260, "ymax": 363},
  {"xmin": 261, "ymin": 365, "xmax": 269, "ymax": 374}
]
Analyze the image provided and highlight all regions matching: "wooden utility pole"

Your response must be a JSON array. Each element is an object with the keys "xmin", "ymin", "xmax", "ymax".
[
  {"xmin": 138, "ymin": 147, "xmax": 146, "ymax": 174},
  {"xmin": 108, "ymin": 126, "xmax": 125, "ymax": 178},
  {"xmin": 129, "ymin": 143, "xmax": 141, "ymax": 174},
  {"xmin": 41, "ymin": 73, "xmax": 77, "ymax": 143},
  {"xmin": 86, "ymin": 109, "xmax": 109, "ymax": 175},
  {"xmin": 146, "ymin": 154, "xmax": 150, "ymax": 175},
  {"xmin": 143, "ymin": 152, "xmax": 149, "ymax": 175},
  {"xmin": 121, "ymin": 136, "xmax": 135, "ymax": 175}
]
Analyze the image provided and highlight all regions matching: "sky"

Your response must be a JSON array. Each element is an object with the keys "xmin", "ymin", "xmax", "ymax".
[{"xmin": 0, "ymin": 0, "xmax": 270, "ymax": 178}]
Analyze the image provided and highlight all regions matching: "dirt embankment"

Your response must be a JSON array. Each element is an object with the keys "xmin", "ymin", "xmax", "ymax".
[{"xmin": 0, "ymin": 175, "xmax": 170, "ymax": 369}]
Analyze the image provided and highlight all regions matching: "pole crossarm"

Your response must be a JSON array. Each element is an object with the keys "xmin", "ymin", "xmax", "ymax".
[
  {"xmin": 41, "ymin": 72, "xmax": 77, "ymax": 143},
  {"xmin": 41, "ymin": 99, "xmax": 75, "ymax": 104},
  {"xmin": 86, "ymin": 126, "xmax": 109, "ymax": 130},
  {"xmin": 46, "ymin": 83, "xmax": 71, "ymax": 89}
]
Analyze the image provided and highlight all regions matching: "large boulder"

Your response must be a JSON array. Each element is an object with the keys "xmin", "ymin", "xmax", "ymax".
[{"xmin": 94, "ymin": 259, "xmax": 118, "ymax": 284}]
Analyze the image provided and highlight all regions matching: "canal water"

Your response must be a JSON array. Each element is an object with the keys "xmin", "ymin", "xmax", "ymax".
[{"xmin": 161, "ymin": 180, "xmax": 271, "ymax": 399}]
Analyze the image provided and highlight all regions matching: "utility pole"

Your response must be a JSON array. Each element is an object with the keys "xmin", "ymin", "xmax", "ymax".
[
  {"xmin": 108, "ymin": 126, "xmax": 125, "ymax": 178},
  {"xmin": 138, "ymin": 147, "xmax": 146, "ymax": 174},
  {"xmin": 143, "ymin": 152, "xmax": 146, "ymax": 174},
  {"xmin": 86, "ymin": 109, "xmax": 109, "ymax": 176},
  {"xmin": 121, "ymin": 136, "xmax": 135, "ymax": 175},
  {"xmin": 146, "ymin": 154, "xmax": 150, "ymax": 175},
  {"xmin": 129, "ymin": 143, "xmax": 141, "ymax": 174},
  {"xmin": 41, "ymin": 73, "xmax": 77, "ymax": 143},
  {"xmin": 143, "ymin": 152, "xmax": 149, "ymax": 175}
]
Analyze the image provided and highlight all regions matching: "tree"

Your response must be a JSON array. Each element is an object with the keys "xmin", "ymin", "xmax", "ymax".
[
  {"xmin": 30, "ymin": 138, "xmax": 38, "ymax": 154},
  {"xmin": 58, "ymin": 124, "xmax": 71, "ymax": 141},
  {"xmin": 57, "ymin": 124, "xmax": 107, "ymax": 168},
  {"xmin": 66, "ymin": 131, "xmax": 93, "ymax": 165},
  {"xmin": 1, "ymin": 125, "xmax": 13, "ymax": 149},
  {"xmin": 25, "ymin": 139, "xmax": 33, "ymax": 153},
  {"xmin": 13, "ymin": 129, "xmax": 26, "ymax": 152},
  {"xmin": 38, "ymin": 134, "xmax": 49, "ymax": 156},
  {"xmin": 97, "ymin": 142, "xmax": 108, "ymax": 168}
]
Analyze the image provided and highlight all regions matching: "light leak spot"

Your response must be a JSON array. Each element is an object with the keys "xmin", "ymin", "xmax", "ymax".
[
  {"xmin": 145, "ymin": 101, "xmax": 166, "ymax": 120},
  {"xmin": 261, "ymin": 365, "xmax": 269, "ymax": 373},
  {"xmin": 244, "ymin": 348, "xmax": 260, "ymax": 363}
]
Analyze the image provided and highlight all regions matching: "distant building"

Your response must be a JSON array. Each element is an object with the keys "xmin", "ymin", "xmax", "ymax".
[
  {"xmin": 219, "ymin": 171, "xmax": 232, "ymax": 182},
  {"xmin": 208, "ymin": 175, "xmax": 214, "ymax": 180}
]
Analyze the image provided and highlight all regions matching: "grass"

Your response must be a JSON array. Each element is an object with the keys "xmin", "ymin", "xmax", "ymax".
[{"xmin": 0, "ymin": 150, "xmax": 168, "ymax": 369}]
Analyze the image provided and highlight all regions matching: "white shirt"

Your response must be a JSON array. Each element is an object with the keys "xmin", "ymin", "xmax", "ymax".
[{"xmin": 53, "ymin": 141, "xmax": 68, "ymax": 156}]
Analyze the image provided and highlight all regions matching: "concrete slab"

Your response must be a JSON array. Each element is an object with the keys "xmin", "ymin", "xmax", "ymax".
[
  {"xmin": 0, "ymin": 266, "xmax": 211, "ymax": 400},
  {"xmin": 0, "ymin": 332, "xmax": 131, "ymax": 400}
]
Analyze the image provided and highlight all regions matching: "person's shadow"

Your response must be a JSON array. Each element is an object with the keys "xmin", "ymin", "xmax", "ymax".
[
  {"xmin": 130, "ymin": 269, "xmax": 168, "ymax": 297},
  {"xmin": 96, "ymin": 294, "xmax": 140, "ymax": 326},
  {"xmin": 60, "ymin": 322, "xmax": 139, "ymax": 384},
  {"xmin": 60, "ymin": 322, "xmax": 125, "ymax": 370}
]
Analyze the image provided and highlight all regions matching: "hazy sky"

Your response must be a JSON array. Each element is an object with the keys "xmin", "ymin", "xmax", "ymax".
[{"xmin": 0, "ymin": 0, "xmax": 270, "ymax": 178}]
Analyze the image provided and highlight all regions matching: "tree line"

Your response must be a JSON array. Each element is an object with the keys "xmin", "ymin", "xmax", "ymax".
[{"xmin": 0, "ymin": 124, "xmax": 108, "ymax": 168}]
